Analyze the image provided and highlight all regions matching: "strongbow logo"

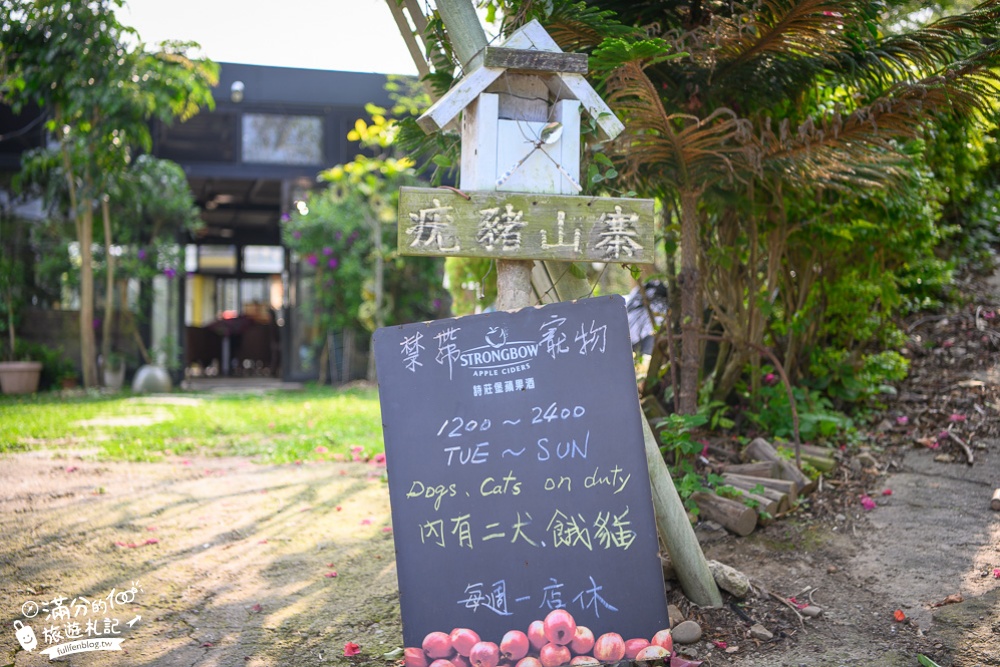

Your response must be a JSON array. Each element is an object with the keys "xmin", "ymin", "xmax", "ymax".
[{"xmin": 460, "ymin": 326, "xmax": 539, "ymax": 374}]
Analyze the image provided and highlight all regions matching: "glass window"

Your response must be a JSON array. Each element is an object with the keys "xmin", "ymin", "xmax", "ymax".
[
  {"xmin": 243, "ymin": 245, "xmax": 285, "ymax": 273},
  {"xmin": 199, "ymin": 245, "xmax": 237, "ymax": 273},
  {"xmin": 242, "ymin": 113, "xmax": 323, "ymax": 165}
]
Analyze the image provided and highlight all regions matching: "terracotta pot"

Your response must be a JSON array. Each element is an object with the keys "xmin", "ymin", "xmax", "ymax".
[{"xmin": 0, "ymin": 361, "xmax": 43, "ymax": 395}]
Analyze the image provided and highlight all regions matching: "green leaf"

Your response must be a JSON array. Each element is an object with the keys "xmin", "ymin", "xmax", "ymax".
[
  {"xmin": 431, "ymin": 154, "xmax": 452, "ymax": 168},
  {"xmin": 383, "ymin": 648, "xmax": 405, "ymax": 660},
  {"xmin": 918, "ymin": 656, "xmax": 942, "ymax": 667},
  {"xmin": 568, "ymin": 263, "xmax": 586, "ymax": 279}
]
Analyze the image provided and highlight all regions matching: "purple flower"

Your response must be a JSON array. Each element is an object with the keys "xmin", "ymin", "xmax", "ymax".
[
  {"xmin": 327, "ymin": 258, "xmax": 338, "ymax": 269},
  {"xmin": 763, "ymin": 372, "xmax": 777, "ymax": 386},
  {"xmin": 322, "ymin": 246, "xmax": 333, "ymax": 256},
  {"xmin": 163, "ymin": 268, "xmax": 177, "ymax": 279},
  {"xmin": 895, "ymin": 415, "xmax": 909, "ymax": 426},
  {"xmin": 433, "ymin": 299, "xmax": 442, "ymax": 310},
  {"xmin": 281, "ymin": 213, "xmax": 291, "ymax": 222},
  {"xmin": 335, "ymin": 231, "xmax": 343, "ymax": 241},
  {"xmin": 292, "ymin": 230, "xmax": 302, "ymax": 240},
  {"xmin": 306, "ymin": 254, "xmax": 318, "ymax": 267},
  {"xmin": 93, "ymin": 318, "xmax": 102, "ymax": 330},
  {"xmin": 137, "ymin": 249, "xmax": 147, "ymax": 260}
]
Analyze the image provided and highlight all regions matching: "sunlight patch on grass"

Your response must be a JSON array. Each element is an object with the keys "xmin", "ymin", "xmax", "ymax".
[{"xmin": 0, "ymin": 386, "xmax": 384, "ymax": 463}]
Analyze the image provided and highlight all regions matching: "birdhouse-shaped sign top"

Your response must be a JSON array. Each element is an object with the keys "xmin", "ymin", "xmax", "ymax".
[{"xmin": 418, "ymin": 20, "xmax": 624, "ymax": 195}]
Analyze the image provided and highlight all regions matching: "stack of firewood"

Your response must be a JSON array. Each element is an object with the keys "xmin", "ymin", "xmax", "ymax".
[{"xmin": 692, "ymin": 438, "xmax": 836, "ymax": 536}]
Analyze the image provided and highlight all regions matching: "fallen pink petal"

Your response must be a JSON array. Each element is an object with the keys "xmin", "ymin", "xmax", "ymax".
[
  {"xmin": 382, "ymin": 526, "xmax": 393, "ymax": 533},
  {"xmin": 670, "ymin": 656, "xmax": 702, "ymax": 667},
  {"xmin": 351, "ymin": 445, "xmax": 364, "ymax": 454},
  {"xmin": 993, "ymin": 568, "xmax": 1000, "ymax": 579},
  {"xmin": 948, "ymin": 413, "xmax": 966, "ymax": 422},
  {"xmin": 144, "ymin": 538, "xmax": 159, "ymax": 545},
  {"xmin": 251, "ymin": 603, "xmax": 262, "ymax": 613},
  {"xmin": 258, "ymin": 539, "xmax": 268, "ymax": 544},
  {"xmin": 860, "ymin": 495, "xmax": 876, "ymax": 510},
  {"xmin": 315, "ymin": 445, "xmax": 328, "ymax": 454},
  {"xmin": 344, "ymin": 642, "xmax": 361, "ymax": 656},
  {"xmin": 360, "ymin": 518, "xmax": 372, "ymax": 525},
  {"xmin": 895, "ymin": 416, "xmax": 908, "ymax": 426},
  {"xmin": 65, "ymin": 465, "xmax": 78, "ymax": 472},
  {"xmin": 146, "ymin": 526, "xmax": 158, "ymax": 531},
  {"xmin": 336, "ymin": 506, "xmax": 343, "ymax": 511},
  {"xmin": 373, "ymin": 452, "xmax": 386, "ymax": 465},
  {"xmin": 325, "ymin": 571, "xmax": 338, "ymax": 578},
  {"xmin": 712, "ymin": 641, "xmax": 727, "ymax": 649},
  {"xmin": 882, "ymin": 489, "xmax": 893, "ymax": 496}
]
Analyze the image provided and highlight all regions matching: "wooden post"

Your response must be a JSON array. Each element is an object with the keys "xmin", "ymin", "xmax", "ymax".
[{"xmin": 642, "ymin": 415, "xmax": 723, "ymax": 607}]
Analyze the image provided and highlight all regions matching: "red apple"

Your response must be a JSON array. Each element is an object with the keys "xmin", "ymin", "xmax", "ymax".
[
  {"xmin": 543, "ymin": 609, "xmax": 577, "ymax": 645},
  {"xmin": 469, "ymin": 642, "xmax": 500, "ymax": 667},
  {"xmin": 451, "ymin": 628, "xmax": 481, "ymax": 657},
  {"xmin": 423, "ymin": 632, "xmax": 454, "ymax": 659},
  {"xmin": 405, "ymin": 647, "xmax": 429, "ymax": 667},
  {"xmin": 516, "ymin": 658, "xmax": 543, "ymax": 667},
  {"xmin": 452, "ymin": 655, "xmax": 472, "ymax": 667},
  {"xmin": 500, "ymin": 631, "xmax": 530, "ymax": 662},
  {"xmin": 568, "ymin": 627, "xmax": 594, "ymax": 656},
  {"xmin": 649, "ymin": 629, "xmax": 673, "ymax": 654},
  {"xmin": 592, "ymin": 633, "xmax": 625, "ymax": 663},
  {"xmin": 539, "ymin": 643, "xmax": 572, "ymax": 667},
  {"xmin": 634, "ymin": 645, "xmax": 669, "ymax": 662},
  {"xmin": 527, "ymin": 620, "xmax": 547, "ymax": 651},
  {"xmin": 569, "ymin": 657, "xmax": 600, "ymax": 666},
  {"xmin": 624, "ymin": 639, "xmax": 650, "ymax": 660},
  {"xmin": 430, "ymin": 660, "xmax": 457, "ymax": 667}
]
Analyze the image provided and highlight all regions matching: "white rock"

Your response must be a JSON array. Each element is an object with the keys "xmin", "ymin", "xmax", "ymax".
[{"xmin": 707, "ymin": 559, "xmax": 751, "ymax": 599}]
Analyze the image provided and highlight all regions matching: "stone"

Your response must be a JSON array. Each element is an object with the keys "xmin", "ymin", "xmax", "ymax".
[
  {"xmin": 672, "ymin": 620, "xmax": 702, "ymax": 644},
  {"xmin": 707, "ymin": 559, "xmax": 751, "ymax": 599},
  {"xmin": 667, "ymin": 604, "xmax": 685, "ymax": 628},
  {"xmin": 801, "ymin": 605, "xmax": 823, "ymax": 618},
  {"xmin": 132, "ymin": 364, "xmax": 172, "ymax": 393},
  {"xmin": 749, "ymin": 624, "xmax": 773, "ymax": 641}
]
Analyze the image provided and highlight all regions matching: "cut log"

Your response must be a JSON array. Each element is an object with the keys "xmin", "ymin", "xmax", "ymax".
[
  {"xmin": 776, "ymin": 460, "xmax": 817, "ymax": 495},
  {"xmin": 690, "ymin": 492, "xmax": 757, "ymax": 537},
  {"xmin": 725, "ymin": 488, "xmax": 779, "ymax": 520},
  {"xmin": 777, "ymin": 445, "xmax": 836, "ymax": 473},
  {"xmin": 721, "ymin": 461, "xmax": 779, "ymax": 478},
  {"xmin": 744, "ymin": 438, "xmax": 813, "ymax": 494},
  {"xmin": 992, "ymin": 488, "xmax": 1000, "ymax": 511},
  {"xmin": 722, "ymin": 476, "xmax": 790, "ymax": 513},
  {"xmin": 801, "ymin": 454, "xmax": 836, "ymax": 473},
  {"xmin": 723, "ymin": 473, "xmax": 798, "ymax": 500}
]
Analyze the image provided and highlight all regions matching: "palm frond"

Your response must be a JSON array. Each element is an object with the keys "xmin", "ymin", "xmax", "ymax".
[{"xmin": 603, "ymin": 59, "xmax": 754, "ymax": 190}]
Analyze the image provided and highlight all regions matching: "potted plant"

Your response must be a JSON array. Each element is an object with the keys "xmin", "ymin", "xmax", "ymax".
[{"xmin": 0, "ymin": 253, "xmax": 42, "ymax": 394}]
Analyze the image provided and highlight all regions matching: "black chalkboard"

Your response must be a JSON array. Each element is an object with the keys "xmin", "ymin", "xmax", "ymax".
[{"xmin": 374, "ymin": 296, "xmax": 669, "ymax": 648}]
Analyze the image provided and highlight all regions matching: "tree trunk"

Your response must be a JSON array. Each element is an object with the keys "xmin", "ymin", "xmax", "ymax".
[
  {"xmin": 101, "ymin": 197, "xmax": 115, "ymax": 383},
  {"xmin": 79, "ymin": 203, "xmax": 98, "ymax": 387},
  {"xmin": 678, "ymin": 189, "xmax": 701, "ymax": 415}
]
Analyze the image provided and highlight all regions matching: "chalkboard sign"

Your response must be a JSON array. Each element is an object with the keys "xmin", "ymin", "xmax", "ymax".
[{"xmin": 374, "ymin": 296, "xmax": 669, "ymax": 648}]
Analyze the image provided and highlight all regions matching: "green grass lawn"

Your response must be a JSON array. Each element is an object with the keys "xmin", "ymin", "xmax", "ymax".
[{"xmin": 0, "ymin": 385, "xmax": 384, "ymax": 463}]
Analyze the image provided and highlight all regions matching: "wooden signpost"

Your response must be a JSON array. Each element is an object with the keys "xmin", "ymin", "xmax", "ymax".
[
  {"xmin": 374, "ymin": 296, "xmax": 670, "ymax": 646},
  {"xmin": 378, "ymin": 8, "xmax": 723, "ymax": 649},
  {"xmin": 398, "ymin": 188, "xmax": 654, "ymax": 263}
]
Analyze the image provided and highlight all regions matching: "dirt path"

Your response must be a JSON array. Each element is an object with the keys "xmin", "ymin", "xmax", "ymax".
[
  {"xmin": 0, "ymin": 452, "xmax": 398, "ymax": 666},
  {"xmin": 2, "ymin": 434, "xmax": 997, "ymax": 667}
]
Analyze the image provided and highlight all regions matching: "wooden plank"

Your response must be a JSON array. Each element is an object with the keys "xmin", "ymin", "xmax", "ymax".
[
  {"xmin": 545, "ymin": 74, "xmax": 625, "ymax": 141},
  {"xmin": 417, "ymin": 66, "xmax": 505, "ymax": 133},
  {"xmin": 484, "ymin": 46, "xmax": 588, "ymax": 74},
  {"xmin": 398, "ymin": 187, "xmax": 655, "ymax": 263}
]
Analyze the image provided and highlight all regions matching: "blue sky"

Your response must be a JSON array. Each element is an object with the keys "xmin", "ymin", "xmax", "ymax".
[{"xmin": 120, "ymin": 0, "xmax": 420, "ymax": 75}]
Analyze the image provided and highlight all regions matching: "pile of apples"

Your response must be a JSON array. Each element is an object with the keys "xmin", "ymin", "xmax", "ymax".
[{"xmin": 405, "ymin": 609, "xmax": 674, "ymax": 667}]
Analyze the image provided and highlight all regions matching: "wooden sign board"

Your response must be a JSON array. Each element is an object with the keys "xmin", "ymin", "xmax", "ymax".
[
  {"xmin": 397, "ymin": 187, "xmax": 655, "ymax": 263},
  {"xmin": 374, "ymin": 296, "xmax": 669, "ymax": 647}
]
